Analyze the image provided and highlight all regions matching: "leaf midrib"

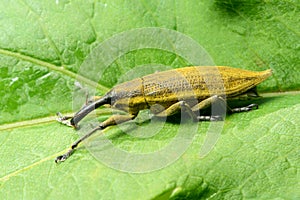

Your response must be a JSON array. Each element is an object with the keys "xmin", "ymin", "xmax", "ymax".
[
  {"xmin": 0, "ymin": 113, "xmax": 72, "ymax": 131},
  {"xmin": 0, "ymin": 48, "xmax": 109, "ymax": 91}
]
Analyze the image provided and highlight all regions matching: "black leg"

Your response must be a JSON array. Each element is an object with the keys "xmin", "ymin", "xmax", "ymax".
[
  {"xmin": 55, "ymin": 114, "xmax": 136, "ymax": 163},
  {"xmin": 230, "ymin": 104, "xmax": 259, "ymax": 113},
  {"xmin": 55, "ymin": 126, "xmax": 103, "ymax": 163},
  {"xmin": 197, "ymin": 115, "xmax": 224, "ymax": 121}
]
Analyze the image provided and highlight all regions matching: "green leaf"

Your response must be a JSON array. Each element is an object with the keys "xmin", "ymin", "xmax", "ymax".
[{"xmin": 0, "ymin": 1, "xmax": 299, "ymax": 199}]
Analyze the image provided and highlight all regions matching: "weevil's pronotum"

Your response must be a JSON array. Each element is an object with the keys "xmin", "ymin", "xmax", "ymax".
[{"xmin": 55, "ymin": 66, "xmax": 272, "ymax": 163}]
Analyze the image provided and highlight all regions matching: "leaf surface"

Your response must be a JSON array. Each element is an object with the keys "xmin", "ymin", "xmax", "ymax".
[{"xmin": 0, "ymin": 1, "xmax": 299, "ymax": 199}]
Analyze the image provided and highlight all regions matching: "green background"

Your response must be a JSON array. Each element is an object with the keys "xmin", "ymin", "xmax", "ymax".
[{"xmin": 0, "ymin": 0, "xmax": 299, "ymax": 199}]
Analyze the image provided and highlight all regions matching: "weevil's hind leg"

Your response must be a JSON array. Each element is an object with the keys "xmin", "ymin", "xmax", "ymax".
[
  {"xmin": 199, "ymin": 95, "xmax": 259, "ymax": 114},
  {"xmin": 55, "ymin": 114, "xmax": 136, "ymax": 163},
  {"xmin": 229, "ymin": 103, "xmax": 259, "ymax": 113},
  {"xmin": 246, "ymin": 86, "xmax": 260, "ymax": 98}
]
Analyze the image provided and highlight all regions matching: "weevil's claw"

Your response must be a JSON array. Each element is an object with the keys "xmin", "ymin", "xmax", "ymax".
[
  {"xmin": 55, "ymin": 149, "xmax": 75, "ymax": 163},
  {"xmin": 55, "ymin": 155, "xmax": 67, "ymax": 163},
  {"xmin": 56, "ymin": 112, "xmax": 74, "ymax": 127}
]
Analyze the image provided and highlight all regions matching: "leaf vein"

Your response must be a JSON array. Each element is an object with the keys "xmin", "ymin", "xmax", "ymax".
[{"xmin": 0, "ymin": 48, "xmax": 109, "ymax": 91}]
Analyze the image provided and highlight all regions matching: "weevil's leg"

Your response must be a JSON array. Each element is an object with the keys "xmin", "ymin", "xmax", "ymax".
[
  {"xmin": 190, "ymin": 95, "xmax": 225, "ymax": 121},
  {"xmin": 55, "ymin": 126, "xmax": 101, "ymax": 163},
  {"xmin": 100, "ymin": 114, "xmax": 137, "ymax": 128},
  {"xmin": 197, "ymin": 115, "xmax": 223, "ymax": 121},
  {"xmin": 196, "ymin": 95, "xmax": 259, "ymax": 114},
  {"xmin": 246, "ymin": 86, "xmax": 260, "ymax": 98},
  {"xmin": 230, "ymin": 103, "xmax": 258, "ymax": 113},
  {"xmin": 155, "ymin": 101, "xmax": 198, "ymax": 121},
  {"xmin": 55, "ymin": 114, "xmax": 136, "ymax": 163}
]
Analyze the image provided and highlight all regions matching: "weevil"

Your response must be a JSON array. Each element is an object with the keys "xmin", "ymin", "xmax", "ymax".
[{"xmin": 55, "ymin": 66, "xmax": 272, "ymax": 163}]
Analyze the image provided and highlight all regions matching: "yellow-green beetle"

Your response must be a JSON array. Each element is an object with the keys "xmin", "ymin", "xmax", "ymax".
[{"xmin": 56, "ymin": 66, "xmax": 272, "ymax": 163}]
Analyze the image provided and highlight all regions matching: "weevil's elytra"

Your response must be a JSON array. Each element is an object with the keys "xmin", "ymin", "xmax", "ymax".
[{"xmin": 55, "ymin": 66, "xmax": 272, "ymax": 163}]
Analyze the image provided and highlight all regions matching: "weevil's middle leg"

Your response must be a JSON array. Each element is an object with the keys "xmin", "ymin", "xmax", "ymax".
[
  {"xmin": 154, "ymin": 100, "xmax": 222, "ymax": 122},
  {"xmin": 55, "ymin": 114, "xmax": 136, "ymax": 163}
]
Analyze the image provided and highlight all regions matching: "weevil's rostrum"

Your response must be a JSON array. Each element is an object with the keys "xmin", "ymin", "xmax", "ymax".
[{"xmin": 55, "ymin": 66, "xmax": 272, "ymax": 163}]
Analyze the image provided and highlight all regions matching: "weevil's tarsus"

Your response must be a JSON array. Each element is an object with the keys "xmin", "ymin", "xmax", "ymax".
[
  {"xmin": 207, "ymin": 96, "xmax": 259, "ymax": 114},
  {"xmin": 55, "ymin": 148, "xmax": 75, "ymax": 163},
  {"xmin": 231, "ymin": 103, "xmax": 259, "ymax": 113},
  {"xmin": 197, "ymin": 115, "xmax": 223, "ymax": 121}
]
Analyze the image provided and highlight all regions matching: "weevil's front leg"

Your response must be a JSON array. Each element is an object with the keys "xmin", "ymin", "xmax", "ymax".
[{"xmin": 55, "ymin": 114, "xmax": 136, "ymax": 163}]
